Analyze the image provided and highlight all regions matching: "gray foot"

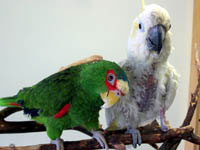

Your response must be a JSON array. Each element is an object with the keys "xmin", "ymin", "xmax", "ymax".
[
  {"xmin": 126, "ymin": 127, "xmax": 142, "ymax": 148},
  {"xmin": 160, "ymin": 107, "xmax": 170, "ymax": 132},
  {"xmin": 91, "ymin": 130, "xmax": 109, "ymax": 150},
  {"xmin": 160, "ymin": 123, "xmax": 168, "ymax": 132},
  {"xmin": 51, "ymin": 138, "xmax": 64, "ymax": 150}
]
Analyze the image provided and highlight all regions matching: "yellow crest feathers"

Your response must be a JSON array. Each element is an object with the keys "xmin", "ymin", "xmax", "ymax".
[
  {"xmin": 130, "ymin": 21, "xmax": 138, "ymax": 39},
  {"xmin": 141, "ymin": 0, "xmax": 145, "ymax": 11}
]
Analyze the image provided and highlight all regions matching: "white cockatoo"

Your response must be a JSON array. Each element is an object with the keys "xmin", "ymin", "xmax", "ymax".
[{"xmin": 105, "ymin": 2, "xmax": 179, "ymax": 148}]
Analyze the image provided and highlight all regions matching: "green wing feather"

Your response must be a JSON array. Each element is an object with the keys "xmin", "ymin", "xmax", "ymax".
[
  {"xmin": 0, "ymin": 95, "xmax": 18, "ymax": 107},
  {"xmin": 17, "ymin": 66, "xmax": 82, "ymax": 116}
]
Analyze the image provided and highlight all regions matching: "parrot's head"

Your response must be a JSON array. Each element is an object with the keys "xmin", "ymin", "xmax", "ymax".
[
  {"xmin": 128, "ymin": 4, "xmax": 172, "ymax": 66},
  {"xmin": 81, "ymin": 60, "xmax": 129, "ymax": 109}
]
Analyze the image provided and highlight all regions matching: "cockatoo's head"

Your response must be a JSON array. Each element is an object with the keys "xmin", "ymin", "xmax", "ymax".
[{"xmin": 128, "ymin": 4, "xmax": 172, "ymax": 66}]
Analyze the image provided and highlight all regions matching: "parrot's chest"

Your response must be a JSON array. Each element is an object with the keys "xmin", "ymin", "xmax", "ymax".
[{"xmin": 128, "ymin": 69, "xmax": 158, "ymax": 112}]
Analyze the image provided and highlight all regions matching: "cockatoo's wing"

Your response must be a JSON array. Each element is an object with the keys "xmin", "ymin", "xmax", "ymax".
[{"xmin": 164, "ymin": 63, "xmax": 179, "ymax": 110}]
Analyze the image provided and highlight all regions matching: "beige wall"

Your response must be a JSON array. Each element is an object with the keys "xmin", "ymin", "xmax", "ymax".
[{"xmin": 0, "ymin": 0, "xmax": 193, "ymax": 149}]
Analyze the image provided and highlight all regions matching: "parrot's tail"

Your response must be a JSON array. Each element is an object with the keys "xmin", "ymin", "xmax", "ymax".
[{"xmin": 0, "ymin": 95, "xmax": 22, "ymax": 107}]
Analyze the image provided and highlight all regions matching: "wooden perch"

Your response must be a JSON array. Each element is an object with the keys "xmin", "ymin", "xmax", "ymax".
[
  {"xmin": 0, "ymin": 125, "xmax": 200, "ymax": 150},
  {"xmin": 0, "ymin": 107, "xmax": 45, "ymax": 133},
  {"xmin": 0, "ymin": 110, "xmax": 200, "ymax": 150}
]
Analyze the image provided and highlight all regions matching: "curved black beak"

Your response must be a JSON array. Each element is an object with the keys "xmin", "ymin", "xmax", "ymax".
[{"xmin": 146, "ymin": 24, "xmax": 166, "ymax": 54}]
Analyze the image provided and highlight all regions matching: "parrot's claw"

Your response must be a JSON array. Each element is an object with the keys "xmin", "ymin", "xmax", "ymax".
[
  {"xmin": 91, "ymin": 130, "xmax": 109, "ymax": 150},
  {"xmin": 51, "ymin": 138, "xmax": 64, "ymax": 150},
  {"xmin": 126, "ymin": 127, "xmax": 142, "ymax": 148}
]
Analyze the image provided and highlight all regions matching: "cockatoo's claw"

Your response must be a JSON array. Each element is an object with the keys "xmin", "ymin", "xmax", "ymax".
[
  {"xmin": 160, "ymin": 108, "xmax": 170, "ymax": 132},
  {"xmin": 126, "ymin": 128, "xmax": 142, "ymax": 148},
  {"xmin": 160, "ymin": 124, "xmax": 168, "ymax": 132},
  {"xmin": 51, "ymin": 138, "xmax": 64, "ymax": 150},
  {"xmin": 91, "ymin": 130, "xmax": 109, "ymax": 150},
  {"xmin": 161, "ymin": 119, "xmax": 170, "ymax": 132}
]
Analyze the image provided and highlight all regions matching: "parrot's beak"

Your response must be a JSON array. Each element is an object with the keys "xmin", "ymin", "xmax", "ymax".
[
  {"xmin": 146, "ymin": 24, "xmax": 166, "ymax": 54},
  {"xmin": 100, "ymin": 80, "xmax": 129, "ymax": 109}
]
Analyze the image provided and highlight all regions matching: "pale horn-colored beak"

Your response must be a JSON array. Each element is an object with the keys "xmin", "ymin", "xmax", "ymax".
[{"xmin": 100, "ymin": 80, "xmax": 129, "ymax": 108}]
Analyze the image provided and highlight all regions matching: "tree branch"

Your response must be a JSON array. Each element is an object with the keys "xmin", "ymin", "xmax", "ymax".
[
  {"xmin": 0, "ymin": 107, "xmax": 22, "ymax": 119},
  {"xmin": 0, "ymin": 126, "xmax": 199, "ymax": 150},
  {"xmin": 0, "ymin": 108, "xmax": 45, "ymax": 134}
]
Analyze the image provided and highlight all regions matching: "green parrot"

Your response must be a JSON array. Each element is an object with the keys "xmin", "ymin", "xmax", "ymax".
[{"xmin": 0, "ymin": 59, "xmax": 129, "ymax": 150}]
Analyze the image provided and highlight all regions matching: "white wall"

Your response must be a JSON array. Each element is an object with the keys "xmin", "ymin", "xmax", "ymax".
[{"xmin": 0, "ymin": 0, "xmax": 193, "ymax": 149}]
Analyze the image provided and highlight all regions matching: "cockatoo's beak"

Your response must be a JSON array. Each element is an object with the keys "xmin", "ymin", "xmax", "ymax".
[
  {"xmin": 101, "ymin": 80, "xmax": 129, "ymax": 108},
  {"xmin": 146, "ymin": 24, "xmax": 166, "ymax": 54}
]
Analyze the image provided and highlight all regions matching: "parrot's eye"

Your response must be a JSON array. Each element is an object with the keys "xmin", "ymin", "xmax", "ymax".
[
  {"xmin": 108, "ymin": 75, "xmax": 114, "ymax": 81},
  {"xmin": 107, "ymin": 73, "xmax": 116, "ymax": 86},
  {"xmin": 138, "ymin": 21, "xmax": 145, "ymax": 32}
]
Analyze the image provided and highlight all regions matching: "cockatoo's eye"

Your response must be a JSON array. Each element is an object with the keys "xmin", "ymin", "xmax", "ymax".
[
  {"xmin": 139, "ymin": 24, "xmax": 142, "ymax": 29},
  {"xmin": 138, "ymin": 22, "xmax": 145, "ymax": 32},
  {"xmin": 107, "ymin": 73, "xmax": 116, "ymax": 85}
]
